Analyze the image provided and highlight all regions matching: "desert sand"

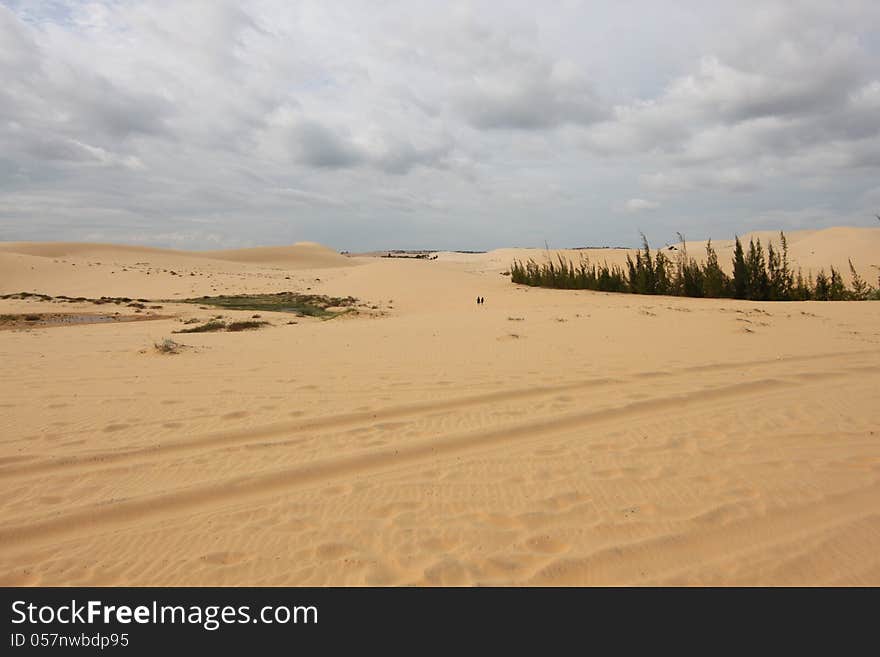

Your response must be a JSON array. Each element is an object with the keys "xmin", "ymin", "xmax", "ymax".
[{"xmin": 0, "ymin": 227, "xmax": 879, "ymax": 586}]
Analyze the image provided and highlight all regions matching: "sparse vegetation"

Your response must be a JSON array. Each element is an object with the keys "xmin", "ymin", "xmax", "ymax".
[
  {"xmin": 510, "ymin": 231, "xmax": 877, "ymax": 301},
  {"xmin": 174, "ymin": 320, "xmax": 227, "ymax": 333},
  {"xmin": 154, "ymin": 338, "xmax": 182, "ymax": 354},
  {"xmin": 0, "ymin": 292, "xmax": 161, "ymax": 306},
  {"xmin": 0, "ymin": 292, "xmax": 54, "ymax": 301},
  {"xmin": 226, "ymin": 320, "xmax": 269, "ymax": 331},
  {"xmin": 178, "ymin": 292, "xmax": 359, "ymax": 319},
  {"xmin": 174, "ymin": 319, "xmax": 270, "ymax": 333}
]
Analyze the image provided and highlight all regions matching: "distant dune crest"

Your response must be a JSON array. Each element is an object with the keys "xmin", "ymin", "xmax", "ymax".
[
  {"xmin": 0, "ymin": 241, "xmax": 352, "ymax": 269},
  {"xmin": 1, "ymin": 225, "xmax": 877, "ymax": 277}
]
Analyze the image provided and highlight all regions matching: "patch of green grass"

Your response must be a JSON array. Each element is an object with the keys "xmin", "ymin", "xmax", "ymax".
[{"xmin": 178, "ymin": 292, "xmax": 359, "ymax": 319}]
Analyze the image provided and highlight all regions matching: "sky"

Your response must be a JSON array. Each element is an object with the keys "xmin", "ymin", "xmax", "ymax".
[{"xmin": 1, "ymin": 0, "xmax": 879, "ymax": 251}]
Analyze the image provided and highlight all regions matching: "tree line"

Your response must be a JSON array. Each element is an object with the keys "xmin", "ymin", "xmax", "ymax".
[{"xmin": 509, "ymin": 232, "xmax": 879, "ymax": 301}]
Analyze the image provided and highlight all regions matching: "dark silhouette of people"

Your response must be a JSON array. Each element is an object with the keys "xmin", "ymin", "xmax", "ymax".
[{"xmin": 476, "ymin": 296, "xmax": 484, "ymax": 305}]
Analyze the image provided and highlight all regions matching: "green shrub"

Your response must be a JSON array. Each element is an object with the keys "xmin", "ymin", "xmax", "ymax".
[{"xmin": 510, "ymin": 231, "xmax": 876, "ymax": 302}]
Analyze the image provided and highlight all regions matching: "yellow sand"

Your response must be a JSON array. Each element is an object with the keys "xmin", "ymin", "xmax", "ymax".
[{"xmin": 0, "ymin": 228, "xmax": 878, "ymax": 586}]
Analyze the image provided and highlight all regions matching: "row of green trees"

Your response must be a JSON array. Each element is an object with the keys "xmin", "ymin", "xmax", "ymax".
[{"xmin": 509, "ymin": 232, "xmax": 879, "ymax": 301}]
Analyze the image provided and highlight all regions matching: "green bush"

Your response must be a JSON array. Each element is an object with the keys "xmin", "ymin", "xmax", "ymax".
[{"xmin": 510, "ymin": 231, "xmax": 876, "ymax": 302}]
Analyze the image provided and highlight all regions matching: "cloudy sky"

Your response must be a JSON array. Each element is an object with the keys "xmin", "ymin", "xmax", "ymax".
[{"xmin": 1, "ymin": 1, "xmax": 879, "ymax": 250}]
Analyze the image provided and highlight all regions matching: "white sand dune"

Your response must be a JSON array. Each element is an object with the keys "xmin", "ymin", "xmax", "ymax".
[
  {"xmin": 0, "ymin": 240, "xmax": 352, "ymax": 267},
  {"xmin": 200, "ymin": 242, "xmax": 354, "ymax": 268},
  {"xmin": 0, "ymin": 241, "xmax": 355, "ymax": 299},
  {"xmin": 0, "ymin": 229, "xmax": 878, "ymax": 586}
]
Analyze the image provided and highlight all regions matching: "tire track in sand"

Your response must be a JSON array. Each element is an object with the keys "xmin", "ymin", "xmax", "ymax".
[{"xmin": 0, "ymin": 377, "xmax": 801, "ymax": 552}]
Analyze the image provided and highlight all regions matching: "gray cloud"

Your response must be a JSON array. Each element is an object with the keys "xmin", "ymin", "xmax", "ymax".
[
  {"xmin": 0, "ymin": 1, "xmax": 879, "ymax": 251},
  {"xmin": 581, "ymin": 6, "xmax": 880, "ymax": 203},
  {"xmin": 64, "ymin": 74, "xmax": 174, "ymax": 139},
  {"xmin": 286, "ymin": 120, "xmax": 452, "ymax": 174},
  {"xmin": 457, "ymin": 61, "xmax": 607, "ymax": 130},
  {"xmin": 373, "ymin": 138, "xmax": 452, "ymax": 174},
  {"xmin": 440, "ymin": 18, "xmax": 607, "ymax": 131},
  {"xmin": 290, "ymin": 120, "xmax": 364, "ymax": 169}
]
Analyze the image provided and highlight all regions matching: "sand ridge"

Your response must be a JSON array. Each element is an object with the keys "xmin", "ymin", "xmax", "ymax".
[
  {"xmin": 0, "ymin": 240, "xmax": 351, "ymax": 266},
  {"xmin": 0, "ymin": 229, "xmax": 879, "ymax": 585}
]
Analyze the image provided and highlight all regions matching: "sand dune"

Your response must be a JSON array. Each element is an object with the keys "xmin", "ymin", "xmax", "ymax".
[
  {"xmin": 1, "ymin": 230, "xmax": 878, "ymax": 585},
  {"xmin": 0, "ymin": 240, "xmax": 356, "ymax": 300},
  {"xmin": 200, "ymin": 242, "xmax": 353, "ymax": 268},
  {"xmin": 0, "ymin": 240, "xmax": 352, "ymax": 267}
]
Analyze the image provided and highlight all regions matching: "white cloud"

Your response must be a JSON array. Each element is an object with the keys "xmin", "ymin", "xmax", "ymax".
[{"xmin": 624, "ymin": 198, "xmax": 660, "ymax": 213}]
